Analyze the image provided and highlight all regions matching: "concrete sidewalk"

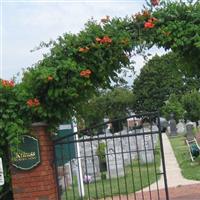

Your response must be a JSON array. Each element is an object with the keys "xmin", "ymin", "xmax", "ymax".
[
  {"xmin": 143, "ymin": 133, "xmax": 200, "ymax": 191},
  {"xmin": 105, "ymin": 133, "xmax": 200, "ymax": 200}
]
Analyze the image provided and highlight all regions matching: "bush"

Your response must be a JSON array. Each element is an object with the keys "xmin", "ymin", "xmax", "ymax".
[{"xmin": 96, "ymin": 142, "xmax": 107, "ymax": 172}]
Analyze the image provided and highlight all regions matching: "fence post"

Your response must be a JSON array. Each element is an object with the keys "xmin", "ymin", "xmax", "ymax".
[
  {"xmin": 158, "ymin": 115, "xmax": 170, "ymax": 200},
  {"xmin": 11, "ymin": 122, "xmax": 59, "ymax": 200},
  {"xmin": 73, "ymin": 121, "xmax": 85, "ymax": 197}
]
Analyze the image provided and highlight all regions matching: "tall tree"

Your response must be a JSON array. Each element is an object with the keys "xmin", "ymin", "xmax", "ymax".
[
  {"xmin": 181, "ymin": 89, "xmax": 200, "ymax": 122},
  {"xmin": 162, "ymin": 94, "xmax": 185, "ymax": 121},
  {"xmin": 132, "ymin": 53, "xmax": 200, "ymax": 112},
  {"xmin": 77, "ymin": 87, "xmax": 135, "ymax": 128}
]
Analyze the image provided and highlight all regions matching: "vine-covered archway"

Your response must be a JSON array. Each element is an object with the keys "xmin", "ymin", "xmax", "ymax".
[{"xmin": 0, "ymin": 0, "xmax": 200, "ymax": 197}]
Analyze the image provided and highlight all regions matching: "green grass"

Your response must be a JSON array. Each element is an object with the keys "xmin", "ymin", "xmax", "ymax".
[
  {"xmin": 169, "ymin": 135, "xmax": 200, "ymax": 180},
  {"xmin": 61, "ymin": 150, "xmax": 161, "ymax": 200}
]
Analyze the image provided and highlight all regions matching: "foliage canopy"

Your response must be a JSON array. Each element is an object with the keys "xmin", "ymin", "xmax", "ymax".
[
  {"xmin": 133, "ymin": 52, "xmax": 200, "ymax": 112},
  {"xmin": 1, "ymin": 0, "xmax": 200, "ymax": 197}
]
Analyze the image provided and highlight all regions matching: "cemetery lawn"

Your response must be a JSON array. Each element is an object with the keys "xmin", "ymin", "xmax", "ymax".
[
  {"xmin": 62, "ymin": 150, "xmax": 161, "ymax": 200},
  {"xmin": 170, "ymin": 135, "xmax": 200, "ymax": 180}
]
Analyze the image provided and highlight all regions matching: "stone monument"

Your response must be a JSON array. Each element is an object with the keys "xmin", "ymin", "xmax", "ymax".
[
  {"xmin": 139, "ymin": 123, "xmax": 155, "ymax": 164},
  {"xmin": 106, "ymin": 138, "xmax": 124, "ymax": 179},
  {"xmin": 176, "ymin": 119, "xmax": 186, "ymax": 135},
  {"xmin": 58, "ymin": 163, "xmax": 72, "ymax": 190},
  {"xmin": 186, "ymin": 121, "xmax": 194, "ymax": 141},
  {"xmin": 169, "ymin": 113, "xmax": 177, "ymax": 136}
]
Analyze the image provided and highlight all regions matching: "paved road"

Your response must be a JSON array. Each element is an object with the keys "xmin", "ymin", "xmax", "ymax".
[{"xmin": 105, "ymin": 184, "xmax": 200, "ymax": 200}]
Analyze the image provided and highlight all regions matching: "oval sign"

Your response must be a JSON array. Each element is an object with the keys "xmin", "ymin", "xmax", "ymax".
[{"xmin": 11, "ymin": 135, "xmax": 40, "ymax": 170}]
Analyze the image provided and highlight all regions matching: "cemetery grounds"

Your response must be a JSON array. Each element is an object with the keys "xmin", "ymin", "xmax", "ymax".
[
  {"xmin": 61, "ymin": 148, "xmax": 161, "ymax": 199},
  {"xmin": 170, "ymin": 130, "xmax": 200, "ymax": 181}
]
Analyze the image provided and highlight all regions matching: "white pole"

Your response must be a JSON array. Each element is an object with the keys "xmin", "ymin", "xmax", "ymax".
[
  {"xmin": 73, "ymin": 120, "xmax": 85, "ymax": 197},
  {"xmin": 0, "ymin": 157, "xmax": 4, "ymax": 186}
]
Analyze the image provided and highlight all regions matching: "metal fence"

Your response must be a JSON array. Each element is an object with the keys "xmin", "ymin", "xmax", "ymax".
[{"xmin": 53, "ymin": 112, "xmax": 169, "ymax": 200}]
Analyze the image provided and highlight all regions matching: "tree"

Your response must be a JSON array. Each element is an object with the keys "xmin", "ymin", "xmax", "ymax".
[
  {"xmin": 101, "ymin": 87, "xmax": 135, "ymax": 120},
  {"xmin": 132, "ymin": 53, "xmax": 199, "ymax": 112},
  {"xmin": 143, "ymin": 0, "xmax": 200, "ymax": 75},
  {"xmin": 181, "ymin": 89, "xmax": 200, "ymax": 122},
  {"xmin": 96, "ymin": 142, "xmax": 107, "ymax": 172},
  {"xmin": 0, "ymin": 81, "xmax": 27, "ymax": 199},
  {"xmin": 9, "ymin": 0, "xmax": 199, "ymax": 130},
  {"xmin": 162, "ymin": 94, "xmax": 185, "ymax": 121},
  {"xmin": 77, "ymin": 87, "xmax": 135, "ymax": 128}
]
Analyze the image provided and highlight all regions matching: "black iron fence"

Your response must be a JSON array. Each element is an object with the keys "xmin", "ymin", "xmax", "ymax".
[{"xmin": 53, "ymin": 112, "xmax": 169, "ymax": 200}]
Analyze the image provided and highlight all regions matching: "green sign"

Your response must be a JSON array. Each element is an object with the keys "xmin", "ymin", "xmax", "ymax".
[
  {"xmin": 54, "ymin": 121, "xmax": 76, "ymax": 166},
  {"xmin": 12, "ymin": 135, "xmax": 40, "ymax": 170}
]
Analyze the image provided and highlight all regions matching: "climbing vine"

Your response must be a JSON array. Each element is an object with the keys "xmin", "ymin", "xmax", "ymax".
[
  {"xmin": 0, "ymin": 0, "xmax": 200, "ymax": 197},
  {"xmin": 1, "ymin": 0, "xmax": 199, "ymax": 142}
]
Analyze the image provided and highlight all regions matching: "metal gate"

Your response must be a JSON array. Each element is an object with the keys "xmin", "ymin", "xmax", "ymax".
[{"xmin": 53, "ymin": 112, "xmax": 169, "ymax": 200}]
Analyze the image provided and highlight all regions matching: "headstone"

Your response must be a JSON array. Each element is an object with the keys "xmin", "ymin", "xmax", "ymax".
[
  {"xmin": 139, "ymin": 126, "xmax": 155, "ymax": 164},
  {"xmin": 192, "ymin": 122, "xmax": 197, "ymax": 129},
  {"xmin": 133, "ymin": 129, "xmax": 144, "ymax": 160},
  {"xmin": 65, "ymin": 163, "xmax": 72, "ymax": 186},
  {"xmin": 0, "ymin": 158, "xmax": 4, "ymax": 186},
  {"xmin": 106, "ymin": 138, "xmax": 124, "ymax": 179},
  {"xmin": 71, "ymin": 158, "xmax": 79, "ymax": 175},
  {"xmin": 128, "ymin": 130, "xmax": 138, "ymax": 162},
  {"xmin": 78, "ymin": 125, "xmax": 159, "ymax": 181},
  {"xmin": 169, "ymin": 114, "xmax": 177, "ymax": 136},
  {"xmin": 57, "ymin": 163, "xmax": 72, "ymax": 190},
  {"xmin": 198, "ymin": 120, "xmax": 200, "ymax": 128},
  {"xmin": 79, "ymin": 139, "xmax": 100, "ymax": 180},
  {"xmin": 176, "ymin": 120, "xmax": 186, "ymax": 135},
  {"xmin": 84, "ymin": 156, "xmax": 100, "ymax": 177},
  {"xmin": 152, "ymin": 125, "xmax": 159, "ymax": 132},
  {"xmin": 152, "ymin": 125, "xmax": 159, "ymax": 146},
  {"xmin": 122, "ymin": 136, "xmax": 131, "ymax": 165},
  {"xmin": 120, "ymin": 130, "xmax": 138, "ymax": 164},
  {"xmin": 186, "ymin": 122, "xmax": 194, "ymax": 141},
  {"xmin": 167, "ymin": 126, "xmax": 171, "ymax": 134}
]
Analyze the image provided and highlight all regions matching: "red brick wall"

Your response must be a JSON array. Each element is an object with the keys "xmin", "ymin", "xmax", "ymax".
[{"xmin": 11, "ymin": 123, "xmax": 58, "ymax": 200}]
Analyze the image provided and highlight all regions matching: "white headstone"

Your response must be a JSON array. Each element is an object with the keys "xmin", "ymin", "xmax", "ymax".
[
  {"xmin": 79, "ymin": 139, "xmax": 100, "ymax": 180},
  {"xmin": 176, "ymin": 120, "xmax": 186, "ymax": 134},
  {"xmin": 169, "ymin": 118, "xmax": 177, "ymax": 136},
  {"xmin": 83, "ymin": 156, "xmax": 100, "ymax": 177},
  {"xmin": 65, "ymin": 163, "xmax": 72, "ymax": 185},
  {"xmin": 106, "ymin": 138, "xmax": 124, "ymax": 178},
  {"xmin": 57, "ymin": 163, "xmax": 72, "ymax": 190},
  {"xmin": 140, "ymin": 135, "xmax": 154, "ymax": 163},
  {"xmin": 138, "ymin": 127, "xmax": 155, "ymax": 164},
  {"xmin": 0, "ymin": 158, "xmax": 4, "ymax": 186},
  {"xmin": 186, "ymin": 122, "xmax": 194, "ymax": 141},
  {"xmin": 192, "ymin": 122, "xmax": 197, "ymax": 129},
  {"xmin": 122, "ymin": 137, "xmax": 131, "ymax": 165}
]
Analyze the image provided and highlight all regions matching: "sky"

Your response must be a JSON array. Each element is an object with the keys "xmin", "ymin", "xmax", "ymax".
[{"xmin": 0, "ymin": 0, "xmax": 166, "ymax": 84}]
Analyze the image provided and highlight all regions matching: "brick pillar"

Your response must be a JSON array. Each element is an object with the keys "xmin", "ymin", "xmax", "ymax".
[{"xmin": 11, "ymin": 122, "xmax": 59, "ymax": 200}]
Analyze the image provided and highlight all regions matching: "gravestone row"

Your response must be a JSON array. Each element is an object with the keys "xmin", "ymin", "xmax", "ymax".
[
  {"xmin": 58, "ymin": 124, "xmax": 159, "ymax": 191},
  {"xmin": 168, "ymin": 119, "xmax": 198, "ymax": 138},
  {"xmin": 77, "ymin": 125, "xmax": 158, "ymax": 180}
]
